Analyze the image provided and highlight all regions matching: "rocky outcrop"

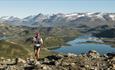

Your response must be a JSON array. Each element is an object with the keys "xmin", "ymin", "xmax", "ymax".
[{"xmin": 0, "ymin": 50, "xmax": 115, "ymax": 70}]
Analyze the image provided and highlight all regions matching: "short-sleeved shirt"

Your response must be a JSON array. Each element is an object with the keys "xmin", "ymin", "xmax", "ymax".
[{"xmin": 33, "ymin": 37, "xmax": 43, "ymax": 48}]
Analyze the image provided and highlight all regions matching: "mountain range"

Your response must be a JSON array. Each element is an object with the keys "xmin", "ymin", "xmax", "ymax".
[
  {"xmin": 0, "ymin": 12, "xmax": 115, "ymax": 27},
  {"xmin": 0, "ymin": 12, "xmax": 115, "ymax": 58}
]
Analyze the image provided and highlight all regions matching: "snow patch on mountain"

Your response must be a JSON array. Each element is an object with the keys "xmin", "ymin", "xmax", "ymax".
[
  {"xmin": 0, "ymin": 12, "xmax": 115, "ymax": 27},
  {"xmin": 109, "ymin": 15, "xmax": 115, "ymax": 21}
]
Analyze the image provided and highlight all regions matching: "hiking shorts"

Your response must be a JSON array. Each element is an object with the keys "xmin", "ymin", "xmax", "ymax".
[{"xmin": 34, "ymin": 44, "xmax": 41, "ymax": 50}]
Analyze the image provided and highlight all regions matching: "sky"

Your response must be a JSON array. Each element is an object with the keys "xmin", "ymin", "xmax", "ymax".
[{"xmin": 0, "ymin": 0, "xmax": 115, "ymax": 18}]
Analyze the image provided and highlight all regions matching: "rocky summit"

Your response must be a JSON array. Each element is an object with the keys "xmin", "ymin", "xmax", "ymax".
[{"xmin": 0, "ymin": 50, "xmax": 115, "ymax": 70}]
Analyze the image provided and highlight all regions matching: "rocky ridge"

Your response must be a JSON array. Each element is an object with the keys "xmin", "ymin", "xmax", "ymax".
[
  {"xmin": 0, "ymin": 13, "xmax": 115, "ymax": 27},
  {"xmin": 0, "ymin": 50, "xmax": 115, "ymax": 70}
]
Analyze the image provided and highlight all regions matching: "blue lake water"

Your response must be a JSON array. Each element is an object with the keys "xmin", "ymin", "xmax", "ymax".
[
  {"xmin": 53, "ymin": 36, "xmax": 115, "ymax": 54},
  {"xmin": 0, "ymin": 36, "xmax": 6, "ymax": 40}
]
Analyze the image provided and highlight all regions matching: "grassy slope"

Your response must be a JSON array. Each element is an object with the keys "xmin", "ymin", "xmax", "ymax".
[
  {"xmin": 0, "ymin": 24, "xmax": 80, "ymax": 58},
  {"xmin": 0, "ymin": 40, "xmax": 28, "ymax": 58}
]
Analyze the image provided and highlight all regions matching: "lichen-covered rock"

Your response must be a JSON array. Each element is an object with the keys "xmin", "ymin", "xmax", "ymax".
[
  {"xmin": 87, "ymin": 50, "xmax": 100, "ymax": 58},
  {"xmin": 18, "ymin": 58, "xmax": 26, "ymax": 63},
  {"xmin": 0, "ymin": 50, "xmax": 114, "ymax": 70}
]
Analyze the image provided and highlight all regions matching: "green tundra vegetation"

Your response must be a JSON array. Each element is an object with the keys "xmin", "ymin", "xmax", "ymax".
[{"xmin": 0, "ymin": 23, "xmax": 81, "ymax": 58}]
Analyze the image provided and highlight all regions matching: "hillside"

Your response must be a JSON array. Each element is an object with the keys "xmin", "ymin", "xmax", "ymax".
[
  {"xmin": 0, "ymin": 40, "xmax": 29, "ymax": 58},
  {"xmin": 93, "ymin": 28, "xmax": 115, "ymax": 38},
  {"xmin": 0, "ymin": 23, "xmax": 80, "ymax": 58}
]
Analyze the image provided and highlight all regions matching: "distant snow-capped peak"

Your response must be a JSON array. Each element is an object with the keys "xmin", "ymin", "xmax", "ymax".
[
  {"xmin": 0, "ymin": 16, "xmax": 20, "ymax": 21},
  {"xmin": 0, "ymin": 12, "xmax": 115, "ymax": 27},
  {"xmin": 65, "ymin": 13, "xmax": 78, "ymax": 17},
  {"xmin": 0, "ymin": 16, "xmax": 11, "ymax": 20},
  {"xmin": 109, "ymin": 14, "xmax": 115, "ymax": 21}
]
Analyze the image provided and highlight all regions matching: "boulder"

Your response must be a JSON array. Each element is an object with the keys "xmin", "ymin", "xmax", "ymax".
[
  {"xmin": 26, "ymin": 58, "xmax": 35, "ymax": 65},
  {"xmin": 18, "ymin": 58, "xmax": 26, "ymax": 63},
  {"xmin": 46, "ymin": 54, "xmax": 62, "ymax": 61},
  {"xmin": 41, "ymin": 65, "xmax": 52, "ymax": 70},
  {"xmin": 87, "ymin": 50, "xmax": 100, "ymax": 58},
  {"xmin": 0, "ymin": 64, "xmax": 7, "ymax": 70},
  {"xmin": 112, "ymin": 64, "xmax": 115, "ymax": 69},
  {"xmin": 67, "ymin": 53, "xmax": 77, "ymax": 57}
]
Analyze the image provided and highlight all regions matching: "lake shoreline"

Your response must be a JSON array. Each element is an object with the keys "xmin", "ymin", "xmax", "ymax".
[{"xmin": 52, "ymin": 35, "xmax": 115, "ymax": 55}]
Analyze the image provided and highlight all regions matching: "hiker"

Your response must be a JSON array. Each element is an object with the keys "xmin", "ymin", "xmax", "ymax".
[{"xmin": 33, "ymin": 32, "xmax": 44, "ymax": 61}]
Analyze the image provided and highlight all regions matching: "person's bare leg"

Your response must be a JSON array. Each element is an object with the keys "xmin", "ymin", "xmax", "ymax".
[
  {"xmin": 37, "ymin": 48, "xmax": 41, "ymax": 61},
  {"xmin": 34, "ymin": 49, "xmax": 38, "ymax": 61}
]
